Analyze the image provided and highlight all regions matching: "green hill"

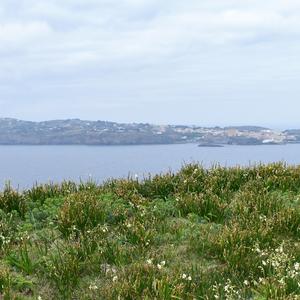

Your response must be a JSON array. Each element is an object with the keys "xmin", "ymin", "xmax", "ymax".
[{"xmin": 0, "ymin": 163, "xmax": 300, "ymax": 299}]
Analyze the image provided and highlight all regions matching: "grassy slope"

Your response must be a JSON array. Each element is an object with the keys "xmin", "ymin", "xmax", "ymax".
[{"xmin": 0, "ymin": 163, "xmax": 300, "ymax": 299}]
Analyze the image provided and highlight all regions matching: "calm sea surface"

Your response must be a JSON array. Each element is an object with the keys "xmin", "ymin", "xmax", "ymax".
[{"xmin": 1, "ymin": 144, "xmax": 300, "ymax": 189}]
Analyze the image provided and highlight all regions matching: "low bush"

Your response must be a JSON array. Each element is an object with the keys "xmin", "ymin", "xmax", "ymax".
[{"xmin": 0, "ymin": 184, "xmax": 26, "ymax": 217}]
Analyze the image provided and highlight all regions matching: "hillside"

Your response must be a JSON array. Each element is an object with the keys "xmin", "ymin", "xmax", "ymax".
[
  {"xmin": 285, "ymin": 129, "xmax": 300, "ymax": 142},
  {"xmin": 0, "ymin": 118, "xmax": 298, "ymax": 145},
  {"xmin": 0, "ymin": 163, "xmax": 299, "ymax": 299},
  {"xmin": 0, "ymin": 118, "xmax": 185, "ymax": 145}
]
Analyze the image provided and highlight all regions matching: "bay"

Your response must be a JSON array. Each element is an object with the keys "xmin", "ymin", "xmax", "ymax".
[{"xmin": 0, "ymin": 144, "xmax": 300, "ymax": 189}]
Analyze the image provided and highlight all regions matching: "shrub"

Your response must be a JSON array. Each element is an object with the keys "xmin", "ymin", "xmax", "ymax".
[
  {"xmin": 58, "ymin": 191, "xmax": 106, "ymax": 236},
  {"xmin": 0, "ymin": 265, "xmax": 12, "ymax": 298},
  {"xmin": 0, "ymin": 184, "xmax": 26, "ymax": 217},
  {"xmin": 176, "ymin": 192, "xmax": 227, "ymax": 222},
  {"xmin": 44, "ymin": 246, "xmax": 81, "ymax": 299},
  {"xmin": 25, "ymin": 181, "xmax": 77, "ymax": 205}
]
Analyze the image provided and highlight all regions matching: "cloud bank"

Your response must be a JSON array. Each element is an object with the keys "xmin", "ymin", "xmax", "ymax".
[{"xmin": 0, "ymin": 0, "xmax": 300, "ymax": 127}]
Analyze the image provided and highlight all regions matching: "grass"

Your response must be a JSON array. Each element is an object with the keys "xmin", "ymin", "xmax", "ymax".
[{"xmin": 0, "ymin": 162, "xmax": 299, "ymax": 299}]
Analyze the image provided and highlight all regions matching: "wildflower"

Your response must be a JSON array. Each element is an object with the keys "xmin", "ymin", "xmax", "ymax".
[
  {"xmin": 262, "ymin": 260, "xmax": 267, "ymax": 266},
  {"xmin": 181, "ymin": 273, "xmax": 192, "ymax": 281},
  {"xmin": 243, "ymin": 280, "xmax": 249, "ymax": 286},
  {"xmin": 157, "ymin": 261, "xmax": 165, "ymax": 270},
  {"xmin": 113, "ymin": 275, "xmax": 118, "ymax": 282},
  {"xmin": 271, "ymin": 261, "xmax": 280, "ymax": 268},
  {"xmin": 38, "ymin": 296, "xmax": 42, "ymax": 300},
  {"xmin": 258, "ymin": 277, "xmax": 264, "ymax": 283},
  {"xmin": 294, "ymin": 262, "xmax": 300, "ymax": 271},
  {"xmin": 255, "ymin": 247, "xmax": 260, "ymax": 253},
  {"xmin": 259, "ymin": 215, "xmax": 267, "ymax": 222},
  {"xmin": 89, "ymin": 284, "xmax": 98, "ymax": 291},
  {"xmin": 146, "ymin": 259, "xmax": 153, "ymax": 265}
]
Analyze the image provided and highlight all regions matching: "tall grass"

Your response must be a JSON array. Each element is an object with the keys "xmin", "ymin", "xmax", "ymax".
[{"xmin": 0, "ymin": 162, "xmax": 299, "ymax": 299}]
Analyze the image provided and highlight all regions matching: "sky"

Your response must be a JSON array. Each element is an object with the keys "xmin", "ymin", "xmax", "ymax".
[{"xmin": 0, "ymin": 0, "xmax": 300, "ymax": 128}]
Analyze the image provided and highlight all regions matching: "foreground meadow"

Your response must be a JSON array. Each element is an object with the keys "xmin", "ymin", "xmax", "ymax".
[{"xmin": 0, "ymin": 163, "xmax": 299, "ymax": 299}]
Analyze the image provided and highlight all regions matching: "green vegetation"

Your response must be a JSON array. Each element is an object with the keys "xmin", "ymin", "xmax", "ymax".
[{"xmin": 0, "ymin": 162, "xmax": 300, "ymax": 299}]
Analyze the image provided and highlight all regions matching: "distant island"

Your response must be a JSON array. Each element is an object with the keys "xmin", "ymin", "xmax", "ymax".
[{"xmin": 0, "ymin": 118, "xmax": 299, "ymax": 146}]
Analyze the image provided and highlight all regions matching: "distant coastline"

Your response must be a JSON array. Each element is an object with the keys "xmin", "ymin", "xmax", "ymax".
[{"xmin": 0, "ymin": 118, "xmax": 299, "ymax": 146}]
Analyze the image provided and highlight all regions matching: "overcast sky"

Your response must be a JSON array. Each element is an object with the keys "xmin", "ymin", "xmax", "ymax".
[{"xmin": 0, "ymin": 0, "xmax": 300, "ymax": 128}]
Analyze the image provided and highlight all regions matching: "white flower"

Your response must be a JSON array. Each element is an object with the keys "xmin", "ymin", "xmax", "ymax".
[
  {"xmin": 89, "ymin": 284, "xmax": 98, "ymax": 291},
  {"xmin": 259, "ymin": 215, "xmax": 267, "ymax": 222},
  {"xmin": 243, "ymin": 280, "xmax": 249, "ymax": 286},
  {"xmin": 157, "ymin": 261, "xmax": 166, "ymax": 269},
  {"xmin": 101, "ymin": 226, "xmax": 108, "ymax": 233},
  {"xmin": 38, "ymin": 297, "xmax": 42, "ymax": 300},
  {"xmin": 182, "ymin": 274, "xmax": 187, "ymax": 279},
  {"xmin": 187, "ymin": 276, "xmax": 192, "ymax": 281},
  {"xmin": 113, "ymin": 276, "xmax": 118, "ymax": 282},
  {"xmin": 271, "ymin": 261, "xmax": 280, "ymax": 268},
  {"xmin": 294, "ymin": 262, "xmax": 300, "ymax": 271},
  {"xmin": 259, "ymin": 277, "xmax": 264, "ymax": 283},
  {"xmin": 146, "ymin": 259, "xmax": 153, "ymax": 265}
]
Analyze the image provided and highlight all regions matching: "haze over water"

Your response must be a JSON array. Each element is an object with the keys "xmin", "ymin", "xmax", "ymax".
[{"xmin": 1, "ymin": 144, "xmax": 300, "ymax": 190}]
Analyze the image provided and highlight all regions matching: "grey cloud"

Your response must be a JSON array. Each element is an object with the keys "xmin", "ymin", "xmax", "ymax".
[{"xmin": 0, "ymin": 0, "xmax": 300, "ymax": 127}]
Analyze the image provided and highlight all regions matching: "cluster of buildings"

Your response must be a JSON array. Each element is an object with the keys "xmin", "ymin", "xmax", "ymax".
[{"xmin": 171, "ymin": 126, "xmax": 293, "ymax": 145}]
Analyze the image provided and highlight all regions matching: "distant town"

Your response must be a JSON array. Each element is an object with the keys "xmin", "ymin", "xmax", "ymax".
[{"xmin": 0, "ymin": 118, "xmax": 299, "ymax": 146}]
